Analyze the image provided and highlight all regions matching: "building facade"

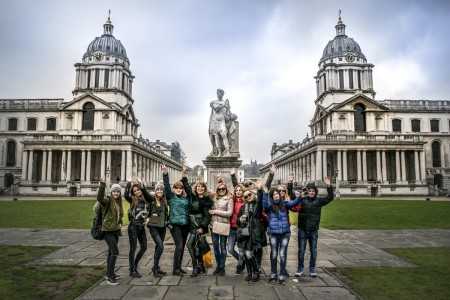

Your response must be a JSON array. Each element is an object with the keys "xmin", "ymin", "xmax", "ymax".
[
  {"xmin": 261, "ymin": 16, "xmax": 449, "ymax": 196},
  {"xmin": 0, "ymin": 16, "xmax": 182, "ymax": 196}
]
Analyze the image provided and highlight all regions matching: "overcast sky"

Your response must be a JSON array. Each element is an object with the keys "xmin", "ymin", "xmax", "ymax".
[{"xmin": 1, "ymin": 0, "xmax": 449, "ymax": 167}]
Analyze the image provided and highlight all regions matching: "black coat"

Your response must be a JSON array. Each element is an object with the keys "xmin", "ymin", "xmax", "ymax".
[
  {"xmin": 182, "ymin": 177, "xmax": 214, "ymax": 234},
  {"xmin": 292, "ymin": 186, "xmax": 334, "ymax": 231},
  {"xmin": 236, "ymin": 189, "xmax": 266, "ymax": 251}
]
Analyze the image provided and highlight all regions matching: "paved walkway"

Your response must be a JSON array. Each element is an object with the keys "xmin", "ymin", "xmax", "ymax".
[{"xmin": 1, "ymin": 227, "xmax": 450, "ymax": 299}]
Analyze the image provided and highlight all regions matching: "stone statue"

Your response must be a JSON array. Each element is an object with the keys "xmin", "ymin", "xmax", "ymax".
[{"xmin": 209, "ymin": 89, "xmax": 237, "ymax": 157}]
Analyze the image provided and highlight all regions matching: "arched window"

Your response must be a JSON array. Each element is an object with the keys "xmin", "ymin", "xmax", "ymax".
[
  {"xmin": 354, "ymin": 103, "xmax": 366, "ymax": 132},
  {"xmin": 432, "ymin": 141, "xmax": 441, "ymax": 167},
  {"xmin": 6, "ymin": 140, "xmax": 16, "ymax": 167},
  {"xmin": 82, "ymin": 102, "xmax": 95, "ymax": 130}
]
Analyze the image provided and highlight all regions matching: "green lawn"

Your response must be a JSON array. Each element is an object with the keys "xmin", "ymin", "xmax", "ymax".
[
  {"xmin": 289, "ymin": 200, "xmax": 450, "ymax": 229},
  {"xmin": 329, "ymin": 247, "xmax": 450, "ymax": 300},
  {"xmin": 0, "ymin": 244, "xmax": 104, "ymax": 300},
  {"xmin": 0, "ymin": 200, "xmax": 130, "ymax": 228}
]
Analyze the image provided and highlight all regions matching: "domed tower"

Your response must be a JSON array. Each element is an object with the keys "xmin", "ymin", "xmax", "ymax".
[
  {"xmin": 73, "ymin": 13, "xmax": 134, "ymax": 107},
  {"xmin": 314, "ymin": 13, "xmax": 375, "ymax": 108}
]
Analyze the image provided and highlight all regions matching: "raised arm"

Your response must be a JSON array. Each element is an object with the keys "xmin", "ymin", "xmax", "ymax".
[
  {"xmin": 265, "ymin": 164, "xmax": 276, "ymax": 189},
  {"xmin": 124, "ymin": 179, "xmax": 132, "ymax": 204},
  {"xmin": 319, "ymin": 176, "xmax": 334, "ymax": 206},
  {"xmin": 97, "ymin": 176, "xmax": 107, "ymax": 205},
  {"xmin": 230, "ymin": 168, "xmax": 239, "ymax": 188},
  {"xmin": 287, "ymin": 172, "xmax": 296, "ymax": 200},
  {"xmin": 161, "ymin": 164, "xmax": 174, "ymax": 199},
  {"xmin": 181, "ymin": 165, "xmax": 192, "ymax": 198}
]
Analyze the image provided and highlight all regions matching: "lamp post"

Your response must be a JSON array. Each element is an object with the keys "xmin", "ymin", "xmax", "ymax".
[{"xmin": 335, "ymin": 168, "xmax": 340, "ymax": 198}]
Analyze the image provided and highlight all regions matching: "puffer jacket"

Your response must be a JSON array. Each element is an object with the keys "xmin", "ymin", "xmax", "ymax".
[
  {"xmin": 236, "ymin": 189, "xmax": 265, "ymax": 251},
  {"xmin": 97, "ymin": 182, "xmax": 123, "ymax": 232},
  {"xmin": 263, "ymin": 192, "xmax": 301, "ymax": 235},
  {"xmin": 163, "ymin": 172, "xmax": 189, "ymax": 225},
  {"xmin": 210, "ymin": 196, "xmax": 233, "ymax": 226},
  {"xmin": 291, "ymin": 184, "xmax": 334, "ymax": 230}
]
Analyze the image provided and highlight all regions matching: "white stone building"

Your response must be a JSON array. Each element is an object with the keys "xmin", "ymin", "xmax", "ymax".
[
  {"xmin": 261, "ymin": 16, "xmax": 450, "ymax": 197},
  {"xmin": 0, "ymin": 16, "xmax": 182, "ymax": 196}
]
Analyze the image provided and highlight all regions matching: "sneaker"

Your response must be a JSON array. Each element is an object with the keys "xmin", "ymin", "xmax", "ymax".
[
  {"xmin": 278, "ymin": 275, "xmax": 285, "ymax": 284},
  {"xmin": 107, "ymin": 277, "xmax": 119, "ymax": 285},
  {"xmin": 309, "ymin": 267, "xmax": 317, "ymax": 277},
  {"xmin": 105, "ymin": 274, "xmax": 121, "ymax": 280},
  {"xmin": 235, "ymin": 264, "xmax": 244, "ymax": 275},
  {"xmin": 130, "ymin": 270, "xmax": 141, "ymax": 278},
  {"xmin": 294, "ymin": 268, "xmax": 304, "ymax": 277},
  {"xmin": 268, "ymin": 273, "xmax": 277, "ymax": 283},
  {"xmin": 219, "ymin": 267, "xmax": 225, "ymax": 276},
  {"xmin": 213, "ymin": 267, "xmax": 221, "ymax": 275}
]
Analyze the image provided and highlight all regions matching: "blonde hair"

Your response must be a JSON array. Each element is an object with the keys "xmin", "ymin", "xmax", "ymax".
[{"xmin": 214, "ymin": 183, "xmax": 233, "ymax": 200}]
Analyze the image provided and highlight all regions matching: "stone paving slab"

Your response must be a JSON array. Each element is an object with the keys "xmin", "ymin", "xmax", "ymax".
[{"xmin": 2, "ymin": 227, "xmax": 450, "ymax": 299}]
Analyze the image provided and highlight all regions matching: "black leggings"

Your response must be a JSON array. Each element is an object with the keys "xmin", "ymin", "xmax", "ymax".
[
  {"xmin": 104, "ymin": 230, "xmax": 120, "ymax": 277},
  {"xmin": 128, "ymin": 224, "xmax": 147, "ymax": 270},
  {"xmin": 170, "ymin": 224, "xmax": 189, "ymax": 271}
]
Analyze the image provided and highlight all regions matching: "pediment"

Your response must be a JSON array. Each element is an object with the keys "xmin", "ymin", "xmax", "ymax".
[
  {"xmin": 61, "ymin": 93, "xmax": 116, "ymax": 111},
  {"xmin": 331, "ymin": 94, "xmax": 390, "ymax": 112}
]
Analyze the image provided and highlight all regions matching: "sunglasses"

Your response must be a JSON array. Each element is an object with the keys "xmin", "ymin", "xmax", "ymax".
[
  {"xmin": 278, "ymin": 189, "xmax": 286, "ymax": 193},
  {"xmin": 174, "ymin": 186, "xmax": 184, "ymax": 190},
  {"xmin": 217, "ymin": 187, "xmax": 227, "ymax": 192},
  {"xmin": 243, "ymin": 193, "xmax": 252, "ymax": 199}
]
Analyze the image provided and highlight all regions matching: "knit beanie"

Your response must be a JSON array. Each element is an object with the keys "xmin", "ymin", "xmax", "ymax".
[
  {"xmin": 110, "ymin": 184, "xmax": 122, "ymax": 193},
  {"xmin": 155, "ymin": 183, "xmax": 164, "ymax": 191}
]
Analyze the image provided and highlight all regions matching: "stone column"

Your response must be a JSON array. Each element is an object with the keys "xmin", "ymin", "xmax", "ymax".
[
  {"xmin": 395, "ymin": 151, "xmax": 401, "ymax": 182},
  {"xmin": 343, "ymin": 150, "xmax": 348, "ymax": 181},
  {"xmin": 27, "ymin": 150, "xmax": 34, "ymax": 180},
  {"xmin": 316, "ymin": 150, "xmax": 322, "ymax": 181},
  {"xmin": 100, "ymin": 150, "xmax": 106, "ymax": 178},
  {"xmin": 81, "ymin": 150, "xmax": 86, "ymax": 181},
  {"xmin": 41, "ymin": 150, "xmax": 47, "ymax": 181},
  {"xmin": 357, "ymin": 150, "xmax": 362, "ymax": 181},
  {"xmin": 126, "ymin": 150, "xmax": 132, "ymax": 179},
  {"xmin": 420, "ymin": 150, "xmax": 426, "ymax": 183},
  {"xmin": 66, "ymin": 150, "xmax": 72, "ymax": 181},
  {"xmin": 22, "ymin": 150, "xmax": 28, "ymax": 180},
  {"xmin": 322, "ymin": 150, "xmax": 327, "ymax": 178},
  {"xmin": 61, "ymin": 150, "xmax": 66, "ymax": 181},
  {"xmin": 376, "ymin": 150, "xmax": 381, "ymax": 182},
  {"xmin": 121, "ymin": 150, "xmax": 126, "ymax": 181},
  {"xmin": 106, "ymin": 150, "xmax": 111, "ymax": 176},
  {"xmin": 381, "ymin": 150, "xmax": 387, "ymax": 183},
  {"xmin": 311, "ymin": 153, "xmax": 316, "ymax": 182},
  {"xmin": 47, "ymin": 150, "xmax": 52, "ymax": 181},
  {"xmin": 414, "ymin": 150, "xmax": 420, "ymax": 182},
  {"xmin": 362, "ymin": 150, "xmax": 367, "ymax": 182},
  {"xmin": 401, "ymin": 151, "xmax": 406, "ymax": 183},
  {"xmin": 86, "ymin": 150, "xmax": 91, "ymax": 182},
  {"xmin": 337, "ymin": 150, "xmax": 342, "ymax": 180}
]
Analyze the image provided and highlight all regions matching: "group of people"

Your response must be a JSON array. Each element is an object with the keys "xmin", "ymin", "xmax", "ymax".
[{"xmin": 96, "ymin": 164, "xmax": 334, "ymax": 286}]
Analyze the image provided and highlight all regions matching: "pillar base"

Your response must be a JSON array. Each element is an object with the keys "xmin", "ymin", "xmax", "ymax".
[{"xmin": 203, "ymin": 157, "xmax": 242, "ymax": 191}]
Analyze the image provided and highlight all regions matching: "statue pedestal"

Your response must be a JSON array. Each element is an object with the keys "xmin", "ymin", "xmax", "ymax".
[{"xmin": 203, "ymin": 156, "xmax": 242, "ymax": 191}]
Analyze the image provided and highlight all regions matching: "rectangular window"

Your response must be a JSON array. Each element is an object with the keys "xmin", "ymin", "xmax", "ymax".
[
  {"xmin": 122, "ymin": 74, "xmax": 126, "ymax": 90},
  {"xmin": 411, "ymin": 119, "xmax": 421, "ymax": 132},
  {"xmin": 349, "ymin": 70, "xmax": 354, "ymax": 89},
  {"xmin": 27, "ymin": 118, "xmax": 37, "ymax": 131},
  {"xmin": 323, "ymin": 74, "xmax": 326, "ymax": 91},
  {"xmin": 8, "ymin": 118, "xmax": 18, "ymax": 131},
  {"xmin": 104, "ymin": 69, "xmax": 109, "ymax": 88},
  {"xmin": 339, "ymin": 70, "xmax": 344, "ymax": 89},
  {"xmin": 430, "ymin": 120, "xmax": 440, "ymax": 132},
  {"xmin": 392, "ymin": 119, "xmax": 402, "ymax": 132},
  {"xmin": 47, "ymin": 118, "xmax": 56, "ymax": 131},
  {"xmin": 94, "ymin": 68, "xmax": 100, "ymax": 88}
]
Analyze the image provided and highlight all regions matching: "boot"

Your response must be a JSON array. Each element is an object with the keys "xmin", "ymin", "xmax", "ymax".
[
  {"xmin": 130, "ymin": 266, "xmax": 142, "ymax": 278},
  {"xmin": 245, "ymin": 258, "xmax": 253, "ymax": 281},
  {"xmin": 198, "ymin": 261, "xmax": 206, "ymax": 274},
  {"xmin": 157, "ymin": 267, "xmax": 167, "ymax": 276},
  {"xmin": 190, "ymin": 266, "xmax": 198, "ymax": 277},
  {"xmin": 152, "ymin": 266, "xmax": 162, "ymax": 278},
  {"xmin": 250, "ymin": 257, "xmax": 260, "ymax": 282}
]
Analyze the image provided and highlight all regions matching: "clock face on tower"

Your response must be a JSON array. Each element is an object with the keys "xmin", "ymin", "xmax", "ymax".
[
  {"xmin": 93, "ymin": 51, "xmax": 104, "ymax": 62},
  {"xmin": 345, "ymin": 53, "xmax": 355, "ymax": 62}
]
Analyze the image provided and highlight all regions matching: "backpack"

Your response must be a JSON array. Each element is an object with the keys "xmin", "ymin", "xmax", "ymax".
[{"xmin": 91, "ymin": 202, "xmax": 105, "ymax": 240}]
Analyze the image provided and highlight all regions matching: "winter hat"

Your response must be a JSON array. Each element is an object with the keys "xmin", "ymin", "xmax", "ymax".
[
  {"xmin": 305, "ymin": 182, "xmax": 318, "ymax": 196},
  {"xmin": 155, "ymin": 183, "xmax": 164, "ymax": 191},
  {"xmin": 110, "ymin": 184, "xmax": 122, "ymax": 193}
]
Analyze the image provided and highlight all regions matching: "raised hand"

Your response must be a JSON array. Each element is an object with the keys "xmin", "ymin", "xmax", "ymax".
[
  {"xmin": 323, "ymin": 176, "xmax": 331, "ymax": 186},
  {"xmin": 263, "ymin": 185, "xmax": 269, "ymax": 193},
  {"xmin": 100, "ymin": 176, "xmax": 105, "ymax": 183},
  {"xmin": 127, "ymin": 176, "xmax": 132, "ymax": 183},
  {"xmin": 270, "ymin": 164, "xmax": 276, "ymax": 174},
  {"xmin": 230, "ymin": 167, "xmax": 236, "ymax": 176},
  {"xmin": 161, "ymin": 164, "xmax": 168, "ymax": 174},
  {"xmin": 288, "ymin": 172, "xmax": 294, "ymax": 183}
]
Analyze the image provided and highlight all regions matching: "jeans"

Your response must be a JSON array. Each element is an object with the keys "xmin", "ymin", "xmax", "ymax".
[
  {"xmin": 298, "ymin": 229, "xmax": 318, "ymax": 270},
  {"xmin": 211, "ymin": 232, "xmax": 228, "ymax": 268},
  {"xmin": 104, "ymin": 230, "xmax": 120, "ymax": 277},
  {"xmin": 269, "ymin": 233, "xmax": 290, "ymax": 275},
  {"xmin": 170, "ymin": 224, "xmax": 189, "ymax": 271},
  {"xmin": 148, "ymin": 226, "xmax": 166, "ymax": 268},
  {"xmin": 128, "ymin": 224, "xmax": 147, "ymax": 270},
  {"xmin": 227, "ymin": 228, "xmax": 244, "ymax": 265}
]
